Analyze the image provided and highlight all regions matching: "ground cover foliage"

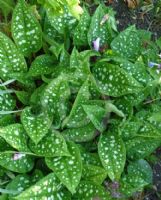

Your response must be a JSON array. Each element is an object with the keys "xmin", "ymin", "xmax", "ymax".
[{"xmin": 0, "ymin": 0, "xmax": 161, "ymax": 199}]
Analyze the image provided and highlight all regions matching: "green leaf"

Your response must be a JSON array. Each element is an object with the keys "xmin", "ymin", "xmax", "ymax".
[
  {"xmin": 83, "ymin": 104, "xmax": 106, "ymax": 132},
  {"xmin": 0, "ymin": 92, "xmax": 15, "ymax": 113},
  {"xmin": 28, "ymin": 54, "xmax": 55, "ymax": 77},
  {"xmin": 15, "ymin": 91, "xmax": 30, "ymax": 106},
  {"xmin": 82, "ymin": 164, "xmax": 108, "ymax": 185},
  {"xmin": 88, "ymin": 5, "xmax": 116, "ymax": 47},
  {"xmin": 73, "ymin": 8, "xmax": 91, "ymax": 47},
  {"xmin": 0, "ymin": 32, "xmax": 27, "ymax": 80},
  {"xmin": 0, "ymin": 124, "xmax": 29, "ymax": 151},
  {"xmin": 120, "ymin": 159, "xmax": 152, "ymax": 197},
  {"xmin": 14, "ymin": 173, "xmax": 71, "ymax": 199},
  {"xmin": 41, "ymin": 75, "xmax": 70, "ymax": 128},
  {"xmin": 92, "ymin": 62, "xmax": 143, "ymax": 97},
  {"xmin": 21, "ymin": 107, "xmax": 53, "ymax": 144},
  {"xmin": 73, "ymin": 181, "xmax": 111, "ymax": 200},
  {"xmin": 62, "ymin": 79, "xmax": 90, "ymax": 128},
  {"xmin": 29, "ymin": 129, "xmax": 69, "ymax": 157},
  {"xmin": 11, "ymin": 0, "xmax": 42, "ymax": 57},
  {"xmin": 0, "ymin": 152, "xmax": 34, "ymax": 173},
  {"xmin": 0, "ymin": 0, "xmax": 15, "ymax": 19},
  {"xmin": 111, "ymin": 25, "xmax": 141, "ymax": 59},
  {"xmin": 62, "ymin": 123, "xmax": 96, "ymax": 142},
  {"xmin": 46, "ymin": 141, "xmax": 82, "ymax": 194},
  {"xmin": 98, "ymin": 132, "xmax": 126, "ymax": 180}
]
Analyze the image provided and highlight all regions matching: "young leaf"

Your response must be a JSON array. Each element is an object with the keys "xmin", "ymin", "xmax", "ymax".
[
  {"xmin": 111, "ymin": 25, "xmax": 141, "ymax": 59},
  {"xmin": 92, "ymin": 62, "xmax": 143, "ymax": 97},
  {"xmin": 62, "ymin": 123, "xmax": 96, "ymax": 142},
  {"xmin": 28, "ymin": 54, "xmax": 55, "ymax": 77},
  {"xmin": 11, "ymin": 0, "xmax": 42, "ymax": 57},
  {"xmin": 98, "ymin": 133, "xmax": 126, "ymax": 180},
  {"xmin": 0, "ymin": 124, "xmax": 29, "ymax": 152},
  {"xmin": 29, "ymin": 129, "xmax": 69, "ymax": 157},
  {"xmin": 46, "ymin": 141, "xmax": 82, "ymax": 194},
  {"xmin": 21, "ymin": 107, "xmax": 53, "ymax": 144},
  {"xmin": 0, "ymin": 152, "xmax": 34, "ymax": 173},
  {"xmin": 41, "ymin": 75, "xmax": 70, "ymax": 128},
  {"xmin": 73, "ymin": 181, "xmax": 111, "ymax": 200},
  {"xmin": 88, "ymin": 5, "xmax": 116, "ymax": 47},
  {"xmin": 15, "ymin": 91, "xmax": 30, "ymax": 105},
  {"xmin": 14, "ymin": 173, "xmax": 71, "ymax": 199},
  {"xmin": 82, "ymin": 164, "xmax": 108, "ymax": 185},
  {"xmin": 73, "ymin": 8, "xmax": 91, "ymax": 47},
  {"xmin": 0, "ymin": 32, "xmax": 27, "ymax": 80}
]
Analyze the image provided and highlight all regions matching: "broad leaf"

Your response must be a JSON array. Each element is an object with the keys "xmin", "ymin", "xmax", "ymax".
[
  {"xmin": 73, "ymin": 181, "xmax": 111, "ymax": 200},
  {"xmin": 111, "ymin": 25, "xmax": 141, "ymax": 59},
  {"xmin": 12, "ymin": 0, "xmax": 42, "ymax": 56},
  {"xmin": 29, "ymin": 129, "xmax": 69, "ymax": 157},
  {"xmin": 14, "ymin": 173, "xmax": 71, "ymax": 199},
  {"xmin": 28, "ymin": 54, "xmax": 55, "ymax": 77},
  {"xmin": 98, "ymin": 132, "xmax": 126, "ymax": 180},
  {"xmin": 0, "ymin": 152, "xmax": 34, "ymax": 173},
  {"xmin": 0, "ymin": 124, "xmax": 29, "ymax": 151},
  {"xmin": 0, "ymin": 32, "xmax": 27, "ymax": 80},
  {"xmin": 46, "ymin": 141, "xmax": 82, "ymax": 194},
  {"xmin": 73, "ymin": 8, "xmax": 91, "ymax": 46},
  {"xmin": 41, "ymin": 75, "xmax": 70, "ymax": 128},
  {"xmin": 92, "ymin": 62, "xmax": 143, "ymax": 97},
  {"xmin": 82, "ymin": 164, "xmax": 108, "ymax": 185},
  {"xmin": 21, "ymin": 107, "xmax": 52, "ymax": 144},
  {"xmin": 62, "ymin": 123, "xmax": 96, "ymax": 142},
  {"xmin": 0, "ymin": 92, "xmax": 15, "ymax": 112}
]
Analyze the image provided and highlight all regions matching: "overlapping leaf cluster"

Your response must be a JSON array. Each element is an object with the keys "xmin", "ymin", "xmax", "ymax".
[{"xmin": 0, "ymin": 0, "xmax": 161, "ymax": 199}]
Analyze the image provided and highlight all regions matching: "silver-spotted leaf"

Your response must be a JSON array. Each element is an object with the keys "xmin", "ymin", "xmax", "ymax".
[
  {"xmin": 111, "ymin": 25, "xmax": 141, "ymax": 59},
  {"xmin": 14, "ymin": 173, "xmax": 71, "ymax": 200},
  {"xmin": 28, "ymin": 54, "xmax": 55, "ymax": 77},
  {"xmin": 0, "ymin": 92, "xmax": 15, "ymax": 112},
  {"xmin": 12, "ymin": 0, "xmax": 42, "ymax": 56},
  {"xmin": 93, "ymin": 62, "xmax": 143, "ymax": 97},
  {"xmin": 29, "ymin": 129, "xmax": 69, "ymax": 157},
  {"xmin": 62, "ymin": 123, "xmax": 96, "ymax": 142},
  {"xmin": 73, "ymin": 8, "xmax": 91, "ymax": 46},
  {"xmin": 41, "ymin": 75, "xmax": 70, "ymax": 128},
  {"xmin": 0, "ymin": 32, "xmax": 27, "ymax": 80},
  {"xmin": 0, "ymin": 152, "xmax": 34, "ymax": 173},
  {"xmin": 82, "ymin": 164, "xmax": 108, "ymax": 185},
  {"xmin": 73, "ymin": 181, "xmax": 111, "ymax": 200},
  {"xmin": 0, "ymin": 124, "xmax": 29, "ymax": 151},
  {"xmin": 98, "ymin": 133, "xmax": 126, "ymax": 180},
  {"xmin": 21, "ymin": 107, "xmax": 53, "ymax": 144},
  {"xmin": 46, "ymin": 141, "xmax": 82, "ymax": 194}
]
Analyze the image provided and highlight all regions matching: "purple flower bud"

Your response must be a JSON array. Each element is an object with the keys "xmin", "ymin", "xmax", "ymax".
[
  {"xmin": 13, "ymin": 153, "xmax": 25, "ymax": 161},
  {"xmin": 148, "ymin": 62, "xmax": 160, "ymax": 68},
  {"xmin": 158, "ymin": 54, "xmax": 161, "ymax": 59},
  {"xmin": 111, "ymin": 181, "xmax": 119, "ymax": 190},
  {"xmin": 93, "ymin": 38, "xmax": 100, "ymax": 51}
]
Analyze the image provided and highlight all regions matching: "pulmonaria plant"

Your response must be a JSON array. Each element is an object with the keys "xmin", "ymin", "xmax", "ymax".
[{"xmin": 0, "ymin": 0, "xmax": 160, "ymax": 199}]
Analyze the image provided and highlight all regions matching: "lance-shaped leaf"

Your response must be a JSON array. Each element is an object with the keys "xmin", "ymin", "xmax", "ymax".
[
  {"xmin": 0, "ymin": 124, "xmax": 29, "ymax": 152},
  {"xmin": 14, "ymin": 173, "xmax": 71, "ymax": 200},
  {"xmin": 82, "ymin": 164, "xmax": 108, "ymax": 185},
  {"xmin": 29, "ymin": 129, "xmax": 69, "ymax": 157},
  {"xmin": 46, "ymin": 141, "xmax": 82, "ymax": 194},
  {"xmin": 73, "ymin": 8, "xmax": 91, "ymax": 46},
  {"xmin": 0, "ymin": 32, "xmax": 27, "ymax": 80},
  {"xmin": 83, "ymin": 104, "xmax": 106, "ymax": 132},
  {"xmin": 62, "ymin": 79, "xmax": 90, "ymax": 128},
  {"xmin": 111, "ymin": 25, "xmax": 141, "ymax": 59},
  {"xmin": 92, "ymin": 62, "xmax": 143, "ymax": 97},
  {"xmin": 41, "ymin": 75, "xmax": 70, "ymax": 128},
  {"xmin": 98, "ymin": 133, "xmax": 126, "ymax": 180},
  {"xmin": 88, "ymin": 5, "xmax": 117, "ymax": 47},
  {"xmin": 73, "ymin": 181, "xmax": 111, "ymax": 200},
  {"xmin": 120, "ymin": 159, "xmax": 152, "ymax": 197},
  {"xmin": 0, "ymin": 152, "xmax": 34, "ymax": 173},
  {"xmin": 11, "ymin": 0, "xmax": 42, "ymax": 56},
  {"xmin": 28, "ymin": 54, "xmax": 55, "ymax": 77},
  {"xmin": 21, "ymin": 107, "xmax": 53, "ymax": 144},
  {"xmin": 62, "ymin": 123, "xmax": 96, "ymax": 142}
]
